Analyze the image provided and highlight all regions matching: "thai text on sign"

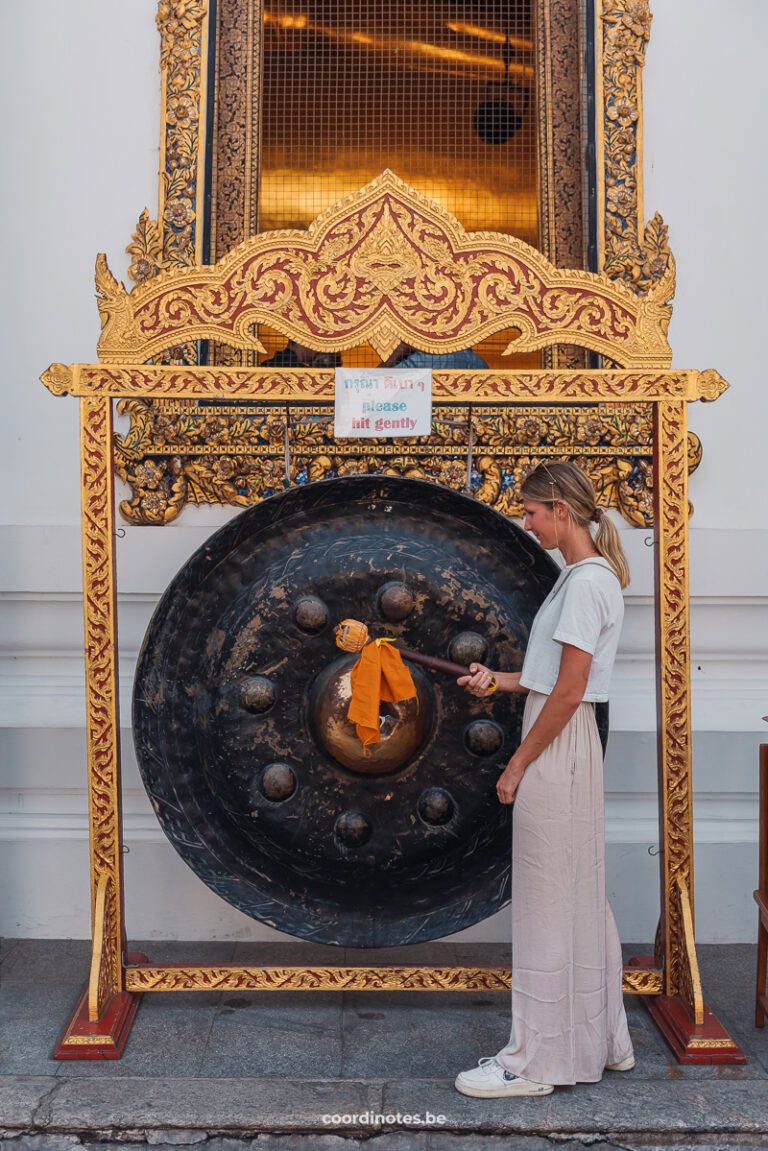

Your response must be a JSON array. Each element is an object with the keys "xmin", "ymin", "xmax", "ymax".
[{"xmin": 334, "ymin": 369, "xmax": 432, "ymax": 437}]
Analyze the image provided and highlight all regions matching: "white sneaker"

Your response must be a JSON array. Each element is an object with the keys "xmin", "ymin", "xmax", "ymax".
[
  {"xmin": 455, "ymin": 1057, "xmax": 554, "ymax": 1097},
  {"xmin": 605, "ymin": 1053, "xmax": 635, "ymax": 1071}
]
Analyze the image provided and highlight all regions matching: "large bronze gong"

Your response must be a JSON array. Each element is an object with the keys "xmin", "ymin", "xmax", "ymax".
[{"xmin": 134, "ymin": 476, "xmax": 589, "ymax": 946}]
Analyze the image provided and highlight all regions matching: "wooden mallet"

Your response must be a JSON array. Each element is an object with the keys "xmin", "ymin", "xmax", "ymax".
[{"xmin": 334, "ymin": 619, "xmax": 497, "ymax": 691}]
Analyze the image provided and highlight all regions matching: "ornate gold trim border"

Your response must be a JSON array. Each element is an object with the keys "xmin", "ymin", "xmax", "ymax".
[
  {"xmin": 123, "ymin": 964, "xmax": 663, "ymax": 995},
  {"xmin": 654, "ymin": 403, "xmax": 696, "ymax": 998},
  {"xmin": 80, "ymin": 398, "xmax": 124, "ymax": 1004},
  {"xmin": 44, "ymin": 364, "xmax": 725, "ymax": 403},
  {"xmin": 596, "ymin": 0, "xmax": 671, "ymax": 293},
  {"xmin": 536, "ymin": 0, "xmax": 587, "ymax": 274},
  {"xmin": 127, "ymin": 2, "xmax": 209, "ymax": 283}
]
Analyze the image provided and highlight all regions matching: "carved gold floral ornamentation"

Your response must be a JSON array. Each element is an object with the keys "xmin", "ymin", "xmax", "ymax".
[
  {"xmin": 41, "ymin": 363, "xmax": 74, "ymax": 397},
  {"xmin": 121, "ymin": 962, "xmax": 661, "ymax": 994},
  {"xmin": 653, "ymin": 400, "xmax": 696, "ymax": 1000},
  {"xmin": 126, "ymin": 0, "xmax": 207, "ymax": 294},
  {"xmin": 110, "ymin": 394, "xmax": 670, "ymax": 527},
  {"xmin": 600, "ymin": 1, "xmax": 672, "ymax": 296},
  {"xmin": 696, "ymin": 369, "xmax": 729, "ymax": 402},
  {"xmin": 80, "ymin": 399, "xmax": 125, "ymax": 999},
  {"xmin": 100, "ymin": 172, "xmax": 673, "ymax": 368}
]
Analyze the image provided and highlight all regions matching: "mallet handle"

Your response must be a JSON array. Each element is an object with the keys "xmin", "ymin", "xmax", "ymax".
[{"xmin": 395, "ymin": 645, "xmax": 496, "ymax": 689}]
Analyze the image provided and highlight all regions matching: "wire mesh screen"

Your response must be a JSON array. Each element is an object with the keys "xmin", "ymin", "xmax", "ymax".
[{"xmin": 257, "ymin": 0, "xmax": 537, "ymax": 367}]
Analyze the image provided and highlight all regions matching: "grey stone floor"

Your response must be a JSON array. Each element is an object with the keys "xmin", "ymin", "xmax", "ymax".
[{"xmin": 1, "ymin": 939, "xmax": 768, "ymax": 1149}]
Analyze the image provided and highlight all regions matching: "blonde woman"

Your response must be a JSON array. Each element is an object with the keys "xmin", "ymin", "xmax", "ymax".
[{"xmin": 455, "ymin": 461, "xmax": 634, "ymax": 1097}]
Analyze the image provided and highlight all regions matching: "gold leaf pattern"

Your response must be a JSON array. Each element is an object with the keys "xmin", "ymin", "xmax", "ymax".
[{"xmin": 600, "ymin": 1, "xmax": 673, "ymax": 296}]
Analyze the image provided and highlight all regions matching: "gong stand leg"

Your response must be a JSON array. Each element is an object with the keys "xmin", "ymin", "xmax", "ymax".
[
  {"xmin": 55, "ymin": 397, "xmax": 144, "ymax": 1060},
  {"xmin": 630, "ymin": 400, "xmax": 742, "ymax": 1063}
]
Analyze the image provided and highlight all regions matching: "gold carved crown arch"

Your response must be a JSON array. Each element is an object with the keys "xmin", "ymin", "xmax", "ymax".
[{"xmin": 40, "ymin": 0, "xmax": 741, "ymax": 1064}]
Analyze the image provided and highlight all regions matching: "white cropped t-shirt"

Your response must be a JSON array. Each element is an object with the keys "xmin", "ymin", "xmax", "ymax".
[{"xmin": 518, "ymin": 557, "xmax": 624, "ymax": 702}]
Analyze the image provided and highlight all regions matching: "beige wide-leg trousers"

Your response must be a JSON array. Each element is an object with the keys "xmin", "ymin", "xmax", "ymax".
[{"xmin": 495, "ymin": 690, "xmax": 633, "ymax": 1085}]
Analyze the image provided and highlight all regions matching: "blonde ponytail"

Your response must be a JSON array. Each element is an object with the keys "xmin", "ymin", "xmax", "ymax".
[
  {"xmin": 521, "ymin": 460, "xmax": 631, "ymax": 589},
  {"xmin": 593, "ymin": 512, "xmax": 630, "ymax": 589}
]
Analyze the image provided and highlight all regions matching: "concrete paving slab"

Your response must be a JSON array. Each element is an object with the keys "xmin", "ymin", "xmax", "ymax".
[
  {"xmin": 58, "ymin": 993, "xmax": 221, "ymax": 1080},
  {"xmin": 1, "ymin": 943, "xmax": 91, "ymax": 986},
  {"xmin": 231, "ymin": 943, "xmax": 347, "ymax": 967},
  {"xmin": 39, "ymin": 1077, "xmax": 383, "ymax": 1134},
  {"xmin": 1, "ymin": 1136, "xmax": 85, "ymax": 1150},
  {"xmin": 77, "ymin": 1139, "xmax": 361, "ymax": 1151},
  {"xmin": 5, "ymin": 1076, "xmax": 766, "ymax": 1140},
  {"xmin": 8, "ymin": 1139, "xmax": 768, "ymax": 1151},
  {"xmin": 0, "ymin": 1076, "xmax": 58, "ymax": 1131},
  {"xmin": 341, "ymin": 944, "xmax": 461, "ymax": 966},
  {"xmin": 696, "ymin": 945, "xmax": 768, "ymax": 1069},
  {"xmin": 197, "ymin": 993, "xmax": 343, "ymax": 1078},
  {"xmin": 0, "ymin": 984, "xmax": 81, "ymax": 1075},
  {"xmin": 0, "ymin": 938, "xmax": 19, "ymax": 967},
  {"xmin": 340, "ymin": 991, "xmax": 509, "ymax": 1078},
  {"xmin": 131, "ymin": 942, "xmax": 238, "ymax": 966},
  {"xmin": 380, "ymin": 1078, "xmax": 768, "ymax": 1135}
]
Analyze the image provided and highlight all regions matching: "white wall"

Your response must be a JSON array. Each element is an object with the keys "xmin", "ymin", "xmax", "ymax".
[
  {"xmin": 1, "ymin": 0, "xmax": 766, "ymax": 947},
  {"xmin": 643, "ymin": 0, "xmax": 768, "ymax": 531}
]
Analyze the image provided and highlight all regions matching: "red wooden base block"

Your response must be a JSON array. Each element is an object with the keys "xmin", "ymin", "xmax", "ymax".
[
  {"xmin": 644, "ymin": 996, "xmax": 746, "ymax": 1064},
  {"xmin": 54, "ymin": 952, "xmax": 146, "ymax": 1060},
  {"xmin": 629, "ymin": 954, "xmax": 745, "ymax": 1064}
]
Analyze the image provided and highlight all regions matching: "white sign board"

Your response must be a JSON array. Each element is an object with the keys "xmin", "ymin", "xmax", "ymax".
[{"xmin": 334, "ymin": 368, "xmax": 432, "ymax": 438}]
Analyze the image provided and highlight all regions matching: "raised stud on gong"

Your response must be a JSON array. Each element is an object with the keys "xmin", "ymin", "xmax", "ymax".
[
  {"xmin": 334, "ymin": 810, "xmax": 372, "ymax": 847},
  {"xmin": 260, "ymin": 762, "xmax": 297, "ymax": 802},
  {"xmin": 465, "ymin": 719, "xmax": 504, "ymax": 756},
  {"xmin": 239, "ymin": 676, "xmax": 276, "ymax": 713},
  {"xmin": 417, "ymin": 787, "xmax": 455, "ymax": 826},
  {"xmin": 294, "ymin": 596, "xmax": 329, "ymax": 634},
  {"xmin": 449, "ymin": 632, "xmax": 488, "ymax": 667},
  {"xmin": 378, "ymin": 581, "xmax": 414, "ymax": 622}
]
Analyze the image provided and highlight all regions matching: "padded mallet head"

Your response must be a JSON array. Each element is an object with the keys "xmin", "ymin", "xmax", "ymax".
[{"xmin": 335, "ymin": 619, "xmax": 369, "ymax": 653}]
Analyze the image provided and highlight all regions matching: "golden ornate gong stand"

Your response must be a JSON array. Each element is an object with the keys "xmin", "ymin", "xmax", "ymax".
[
  {"xmin": 42, "ymin": 167, "xmax": 741, "ymax": 1062},
  {"xmin": 40, "ymin": 0, "xmax": 743, "ymax": 1062}
]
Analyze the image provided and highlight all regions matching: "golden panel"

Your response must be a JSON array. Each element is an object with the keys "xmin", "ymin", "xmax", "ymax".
[
  {"xmin": 96, "ymin": 171, "xmax": 674, "ymax": 367},
  {"xmin": 653, "ymin": 400, "xmax": 694, "ymax": 998},
  {"xmin": 80, "ymin": 398, "xmax": 124, "ymax": 999},
  {"xmin": 44, "ymin": 364, "xmax": 712, "ymax": 401},
  {"xmin": 111, "ymin": 0, "xmax": 704, "ymax": 525},
  {"xmin": 123, "ymin": 964, "xmax": 662, "ymax": 994},
  {"xmin": 108, "ymin": 395, "xmax": 663, "ymax": 526},
  {"xmin": 536, "ymin": 0, "xmax": 585, "ymax": 274},
  {"xmin": 536, "ymin": 0, "xmax": 589, "ymax": 371},
  {"xmin": 622, "ymin": 967, "xmax": 663, "ymax": 996},
  {"xmin": 674, "ymin": 876, "xmax": 705, "ymax": 1026},
  {"xmin": 597, "ymin": 0, "xmax": 672, "ymax": 295},
  {"xmin": 88, "ymin": 875, "xmax": 118, "ymax": 1022},
  {"xmin": 128, "ymin": 1, "xmax": 208, "ymax": 280},
  {"xmin": 125, "ymin": 966, "xmax": 511, "ymax": 992},
  {"xmin": 686, "ymin": 1038, "xmax": 742, "ymax": 1050},
  {"xmin": 209, "ymin": 0, "xmax": 256, "ymax": 261}
]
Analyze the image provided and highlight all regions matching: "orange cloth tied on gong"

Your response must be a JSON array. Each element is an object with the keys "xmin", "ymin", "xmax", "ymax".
[{"xmin": 348, "ymin": 640, "xmax": 416, "ymax": 751}]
